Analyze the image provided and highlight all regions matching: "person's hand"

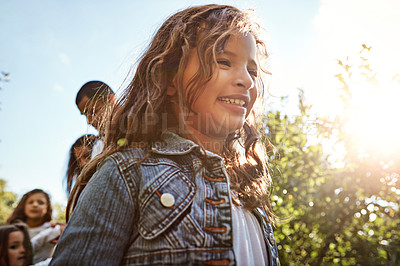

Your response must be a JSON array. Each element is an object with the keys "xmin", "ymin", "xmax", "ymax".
[
  {"xmin": 50, "ymin": 221, "xmax": 66, "ymax": 227},
  {"xmin": 50, "ymin": 221, "xmax": 66, "ymax": 244}
]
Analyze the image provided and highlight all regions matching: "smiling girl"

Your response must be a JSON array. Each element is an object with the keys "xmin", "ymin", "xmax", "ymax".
[{"xmin": 50, "ymin": 4, "xmax": 279, "ymax": 265}]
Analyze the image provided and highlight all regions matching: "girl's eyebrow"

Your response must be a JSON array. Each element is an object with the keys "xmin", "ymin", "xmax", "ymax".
[
  {"xmin": 220, "ymin": 50, "xmax": 257, "ymax": 68},
  {"xmin": 220, "ymin": 50, "xmax": 237, "ymax": 57}
]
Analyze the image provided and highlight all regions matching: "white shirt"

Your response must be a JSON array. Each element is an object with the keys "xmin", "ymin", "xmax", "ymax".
[
  {"xmin": 91, "ymin": 137, "xmax": 104, "ymax": 158},
  {"xmin": 28, "ymin": 222, "xmax": 60, "ymax": 264},
  {"xmin": 232, "ymin": 204, "xmax": 269, "ymax": 266}
]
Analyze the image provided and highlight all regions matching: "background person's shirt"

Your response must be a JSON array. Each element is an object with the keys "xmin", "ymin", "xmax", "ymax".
[{"xmin": 91, "ymin": 137, "xmax": 104, "ymax": 158}]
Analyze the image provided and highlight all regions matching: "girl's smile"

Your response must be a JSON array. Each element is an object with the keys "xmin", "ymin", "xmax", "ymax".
[
  {"xmin": 217, "ymin": 94, "xmax": 250, "ymax": 114},
  {"xmin": 218, "ymin": 96, "xmax": 248, "ymax": 107}
]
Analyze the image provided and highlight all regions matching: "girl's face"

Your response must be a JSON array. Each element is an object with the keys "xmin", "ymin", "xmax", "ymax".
[
  {"xmin": 73, "ymin": 145, "xmax": 91, "ymax": 167},
  {"xmin": 24, "ymin": 192, "xmax": 48, "ymax": 222},
  {"xmin": 7, "ymin": 231, "xmax": 26, "ymax": 266},
  {"xmin": 179, "ymin": 32, "xmax": 258, "ymax": 140}
]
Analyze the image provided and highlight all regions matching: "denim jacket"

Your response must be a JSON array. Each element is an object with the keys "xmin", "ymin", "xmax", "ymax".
[{"xmin": 50, "ymin": 132, "xmax": 280, "ymax": 266}]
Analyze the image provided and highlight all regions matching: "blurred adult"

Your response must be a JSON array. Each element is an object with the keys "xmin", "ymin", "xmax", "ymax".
[{"xmin": 75, "ymin": 81, "xmax": 116, "ymax": 158}]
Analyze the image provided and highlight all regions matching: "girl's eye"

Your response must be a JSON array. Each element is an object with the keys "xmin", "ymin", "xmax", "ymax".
[
  {"xmin": 248, "ymin": 70, "xmax": 258, "ymax": 78},
  {"xmin": 10, "ymin": 245, "xmax": 18, "ymax": 249},
  {"xmin": 217, "ymin": 60, "xmax": 231, "ymax": 67}
]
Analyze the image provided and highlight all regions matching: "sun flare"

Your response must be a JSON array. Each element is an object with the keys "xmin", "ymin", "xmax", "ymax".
[{"xmin": 344, "ymin": 80, "xmax": 400, "ymax": 157}]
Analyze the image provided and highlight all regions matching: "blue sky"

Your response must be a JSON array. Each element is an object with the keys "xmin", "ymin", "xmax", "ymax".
[{"xmin": 1, "ymin": 0, "xmax": 399, "ymax": 205}]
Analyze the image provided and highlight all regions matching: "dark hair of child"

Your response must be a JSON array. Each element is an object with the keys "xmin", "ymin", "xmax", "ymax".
[{"xmin": 65, "ymin": 134, "xmax": 96, "ymax": 194}]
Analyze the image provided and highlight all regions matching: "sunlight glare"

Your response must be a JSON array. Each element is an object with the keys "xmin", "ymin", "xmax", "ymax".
[{"xmin": 344, "ymin": 80, "xmax": 400, "ymax": 156}]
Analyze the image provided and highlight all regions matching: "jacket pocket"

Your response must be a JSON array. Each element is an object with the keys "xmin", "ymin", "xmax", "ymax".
[{"xmin": 138, "ymin": 168, "xmax": 196, "ymax": 240}]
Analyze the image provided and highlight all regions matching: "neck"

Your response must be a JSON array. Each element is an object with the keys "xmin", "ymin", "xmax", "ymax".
[
  {"xmin": 184, "ymin": 126, "xmax": 225, "ymax": 155},
  {"xmin": 26, "ymin": 218, "xmax": 44, "ymax": 228}
]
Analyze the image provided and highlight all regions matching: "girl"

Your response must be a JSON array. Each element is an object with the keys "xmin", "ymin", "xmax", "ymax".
[
  {"xmin": 50, "ymin": 4, "xmax": 279, "ymax": 265},
  {"xmin": 0, "ymin": 223, "xmax": 32, "ymax": 266},
  {"xmin": 7, "ymin": 189, "xmax": 63, "ymax": 264},
  {"xmin": 65, "ymin": 134, "xmax": 96, "ymax": 195}
]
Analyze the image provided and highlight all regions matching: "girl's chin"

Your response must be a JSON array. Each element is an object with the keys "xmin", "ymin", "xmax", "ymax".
[{"xmin": 12, "ymin": 258, "xmax": 26, "ymax": 266}]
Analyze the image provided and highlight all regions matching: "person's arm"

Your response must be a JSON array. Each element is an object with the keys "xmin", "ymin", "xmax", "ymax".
[
  {"xmin": 30, "ymin": 225, "xmax": 61, "ymax": 253},
  {"xmin": 50, "ymin": 158, "xmax": 136, "ymax": 266}
]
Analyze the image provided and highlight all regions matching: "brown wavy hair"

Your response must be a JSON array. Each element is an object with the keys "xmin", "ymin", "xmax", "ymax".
[
  {"xmin": 68, "ymin": 4, "xmax": 275, "ymax": 222},
  {"xmin": 7, "ymin": 189, "xmax": 52, "ymax": 225}
]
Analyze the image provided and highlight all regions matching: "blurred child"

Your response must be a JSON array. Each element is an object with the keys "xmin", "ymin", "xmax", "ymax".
[
  {"xmin": 0, "ymin": 223, "xmax": 32, "ymax": 266},
  {"xmin": 51, "ymin": 4, "xmax": 279, "ymax": 265},
  {"xmin": 65, "ymin": 134, "xmax": 96, "ymax": 195},
  {"xmin": 7, "ymin": 189, "xmax": 63, "ymax": 264}
]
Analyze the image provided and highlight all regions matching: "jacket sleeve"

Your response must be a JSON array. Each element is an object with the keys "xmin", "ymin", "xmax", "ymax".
[{"xmin": 50, "ymin": 158, "xmax": 136, "ymax": 266}]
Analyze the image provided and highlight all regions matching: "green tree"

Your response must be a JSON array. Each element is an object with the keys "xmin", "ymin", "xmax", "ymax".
[
  {"xmin": 0, "ymin": 179, "xmax": 18, "ymax": 225},
  {"xmin": 53, "ymin": 202, "xmax": 66, "ymax": 222},
  {"xmin": 0, "ymin": 72, "xmax": 13, "ymax": 225},
  {"xmin": 265, "ymin": 45, "xmax": 399, "ymax": 265}
]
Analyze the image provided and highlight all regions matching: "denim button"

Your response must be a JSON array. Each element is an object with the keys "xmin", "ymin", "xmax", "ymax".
[
  {"xmin": 276, "ymin": 257, "xmax": 281, "ymax": 266},
  {"xmin": 160, "ymin": 193, "xmax": 175, "ymax": 207},
  {"xmin": 268, "ymin": 233, "xmax": 276, "ymax": 246}
]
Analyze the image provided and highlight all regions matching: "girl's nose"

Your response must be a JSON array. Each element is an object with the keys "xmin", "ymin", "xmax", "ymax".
[
  {"xmin": 20, "ymin": 245, "xmax": 26, "ymax": 254},
  {"xmin": 234, "ymin": 68, "xmax": 254, "ymax": 90}
]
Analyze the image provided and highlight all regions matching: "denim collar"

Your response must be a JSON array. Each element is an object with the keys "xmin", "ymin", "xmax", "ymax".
[
  {"xmin": 150, "ymin": 131, "xmax": 200, "ymax": 155},
  {"xmin": 151, "ymin": 131, "xmax": 222, "ymax": 160}
]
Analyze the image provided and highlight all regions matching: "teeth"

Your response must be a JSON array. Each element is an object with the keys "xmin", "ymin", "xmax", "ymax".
[{"xmin": 219, "ymin": 97, "xmax": 245, "ymax": 107}]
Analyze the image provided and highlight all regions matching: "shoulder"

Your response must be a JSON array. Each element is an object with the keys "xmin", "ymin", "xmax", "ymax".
[
  {"xmin": 28, "ymin": 222, "xmax": 51, "ymax": 238},
  {"xmin": 98, "ymin": 147, "xmax": 198, "ymax": 194},
  {"xmin": 108, "ymin": 148, "xmax": 148, "ymax": 170},
  {"xmin": 30, "ymin": 222, "xmax": 51, "ymax": 232},
  {"xmin": 109, "ymin": 147, "xmax": 194, "ymax": 171},
  {"xmin": 90, "ymin": 148, "xmax": 148, "ymax": 176}
]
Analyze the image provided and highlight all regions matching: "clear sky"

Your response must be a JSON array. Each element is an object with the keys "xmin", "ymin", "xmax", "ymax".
[{"xmin": 1, "ymin": 0, "xmax": 399, "ymax": 205}]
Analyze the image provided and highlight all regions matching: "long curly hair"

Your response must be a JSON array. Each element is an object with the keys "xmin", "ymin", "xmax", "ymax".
[
  {"xmin": 69, "ymin": 4, "xmax": 275, "ymax": 222},
  {"xmin": 7, "ymin": 189, "xmax": 52, "ymax": 225}
]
